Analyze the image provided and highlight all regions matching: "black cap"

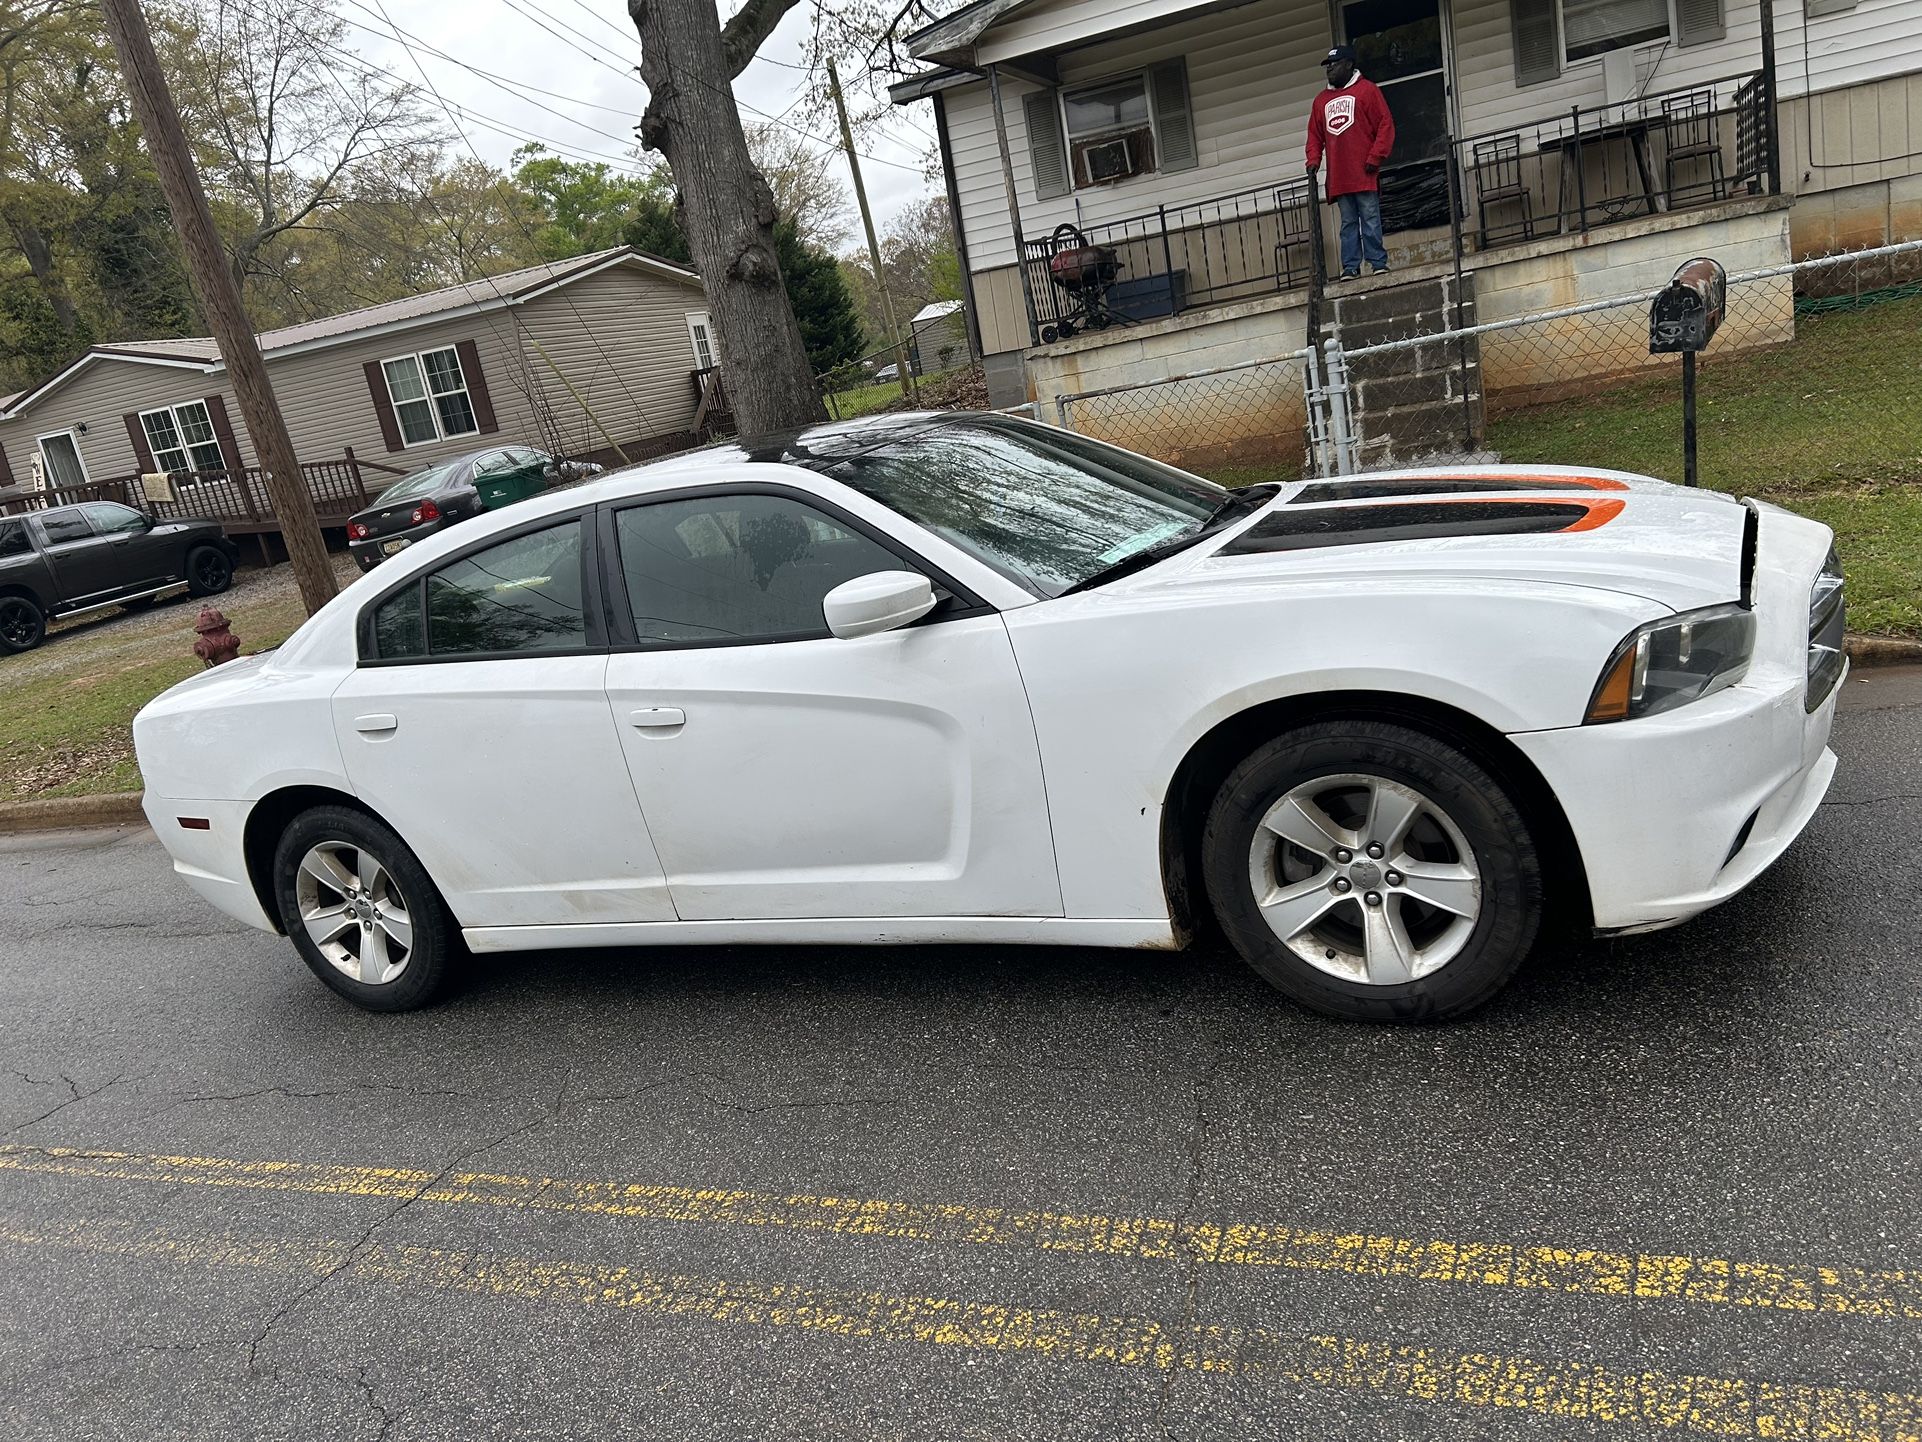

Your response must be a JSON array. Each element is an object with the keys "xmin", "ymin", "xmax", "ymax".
[{"xmin": 1322, "ymin": 44, "xmax": 1356, "ymax": 64}]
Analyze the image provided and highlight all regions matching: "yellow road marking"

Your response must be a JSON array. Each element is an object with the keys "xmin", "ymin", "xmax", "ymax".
[
  {"xmin": 2, "ymin": 1213, "xmax": 1919, "ymax": 1440},
  {"xmin": 2, "ymin": 1144, "xmax": 1918, "ymax": 1322}
]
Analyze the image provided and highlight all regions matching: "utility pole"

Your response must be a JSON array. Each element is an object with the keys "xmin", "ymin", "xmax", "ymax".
[
  {"xmin": 827, "ymin": 57, "xmax": 913, "ymax": 401},
  {"xmin": 97, "ymin": 0, "xmax": 337, "ymax": 614}
]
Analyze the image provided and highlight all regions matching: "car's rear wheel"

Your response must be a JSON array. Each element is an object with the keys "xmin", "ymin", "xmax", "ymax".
[
  {"xmin": 1202, "ymin": 720, "xmax": 1542, "ymax": 1022},
  {"xmin": 272, "ymin": 806, "xmax": 457, "ymax": 1012},
  {"xmin": 185, "ymin": 545, "xmax": 233, "ymax": 597},
  {"xmin": 0, "ymin": 595, "xmax": 47, "ymax": 654}
]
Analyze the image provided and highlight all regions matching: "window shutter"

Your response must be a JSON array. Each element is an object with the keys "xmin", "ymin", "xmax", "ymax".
[
  {"xmin": 124, "ymin": 412, "xmax": 156, "ymax": 473},
  {"xmin": 363, "ymin": 361, "xmax": 404, "ymax": 453},
  {"xmin": 0, "ymin": 445, "xmax": 13, "ymax": 488},
  {"xmin": 1511, "ymin": 0, "xmax": 1561, "ymax": 85},
  {"xmin": 1150, "ymin": 59, "xmax": 1198, "ymax": 173},
  {"xmin": 1676, "ymin": 0, "xmax": 1725, "ymax": 46},
  {"xmin": 1022, "ymin": 89, "xmax": 1070, "ymax": 200},
  {"xmin": 202, "ymin": 394, "xmax": 241, "ymax": 471},
  {"xmin": 455, "ymin": 339, "xmax": 499, "ymax": 433}
]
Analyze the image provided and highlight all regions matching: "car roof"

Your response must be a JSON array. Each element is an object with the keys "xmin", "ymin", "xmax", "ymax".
[{"xmin": 619, "ymin": 411, "xmax": 1003, "ymax": 480}]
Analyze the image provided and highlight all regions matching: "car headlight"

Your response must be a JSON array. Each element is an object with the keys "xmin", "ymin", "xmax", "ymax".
[{"xmin": 1585, "ymin": 603, "xmax": 1756, "ymax": 723}]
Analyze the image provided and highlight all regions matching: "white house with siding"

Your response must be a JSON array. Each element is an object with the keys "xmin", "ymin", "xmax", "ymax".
[
  {"xmin": 895, "ymin": 0, "xmax": 1922, "ymax": 421},
  {"xmin": 0, "ymin": 247, "xmax": 713, "ymax": 517}
]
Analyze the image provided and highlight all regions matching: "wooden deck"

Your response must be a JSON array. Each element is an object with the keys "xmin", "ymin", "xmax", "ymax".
[{"xmin": 0, "ymin": 450, "xmax": 407, "ymax": 562}]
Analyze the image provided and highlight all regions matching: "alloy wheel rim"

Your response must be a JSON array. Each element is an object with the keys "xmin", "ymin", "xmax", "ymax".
[
  {"xmin": 1247, "ymin": 772, "xmax": 1482, "ymax": 987},
  {"xmin": 0, "ymin": 599, "xmax": 38, "ymax": 647},
  {"xmin": 196, "ymin": 554, "xmax": 226, "ymax": 588},
  {"xmin": 295, "ymin": 841, "xmax": 414, "ymax": 986}
]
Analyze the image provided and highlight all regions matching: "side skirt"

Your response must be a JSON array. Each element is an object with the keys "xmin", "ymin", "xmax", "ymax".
[{"xmin": 462, "ymin": 916, "xmax": 1181, "ymax": 954}]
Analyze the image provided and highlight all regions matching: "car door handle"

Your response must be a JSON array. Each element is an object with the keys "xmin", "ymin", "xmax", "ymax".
[
  {"xmin": 629, "ymin": 707, "xmax": 686, "ymax": 731},
  {"xmin": 354, "ymin": 713, "xmax": 399, "ymax": 735}
]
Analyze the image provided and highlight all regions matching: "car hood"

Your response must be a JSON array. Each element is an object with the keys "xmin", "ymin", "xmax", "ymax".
[{"xmin": 1157, "ymin": 467, "xmax": 1749, "ymax": 613}]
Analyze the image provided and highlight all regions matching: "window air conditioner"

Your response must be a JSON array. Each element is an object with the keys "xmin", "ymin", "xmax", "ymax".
[{"xmin": 1085, "ymin": 138, "xmax": 1136, "ymax": 183}]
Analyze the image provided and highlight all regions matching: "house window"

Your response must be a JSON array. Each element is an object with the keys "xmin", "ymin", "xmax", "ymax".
[
  {"xmin": 138, "ymin": 401, "xmax": 225, "ymax": 475},
  {"xmin": 1562, "ymin": 0, "xmax": 1669, "ymax": 62},
  {"xmin": 686, "ymin": 312, "xmax": 716, "ymax": 370},
  {"xmin": 381, "ymin": 346, "xmax": 478, "ymax": 447},
  {"xmin": 1062, "ymin": 74, "xmax": 1156, "ymax": 187}
]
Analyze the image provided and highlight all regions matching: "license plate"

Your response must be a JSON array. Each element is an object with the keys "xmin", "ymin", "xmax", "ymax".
[{"xmin": 381, "ymin": 539, "xmax": 411, "ymax": 556}]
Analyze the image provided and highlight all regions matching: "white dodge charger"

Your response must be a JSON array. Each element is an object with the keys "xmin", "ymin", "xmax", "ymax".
[{"xmin": 134, "ymin": 414, "xmax": 1846, "ymax": 1020}]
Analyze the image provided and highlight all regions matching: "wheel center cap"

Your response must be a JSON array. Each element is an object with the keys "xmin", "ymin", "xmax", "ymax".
[
  {"xmin": 1348, "ymin": 859, "xmax": 1383, "ymax": 889},
  {"xmin": 351, "ymin": 897, "xmax": 375, "ymax": 921}
]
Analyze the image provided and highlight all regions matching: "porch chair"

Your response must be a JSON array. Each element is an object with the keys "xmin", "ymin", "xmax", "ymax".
[
  {"xmin": 1661, "ymin": 90, "xmax": 1727, "ymax": 206},
  {"xmin": 1471, "ymin": 135, "xmax": 1536, "ymax": 246},
  {"xmin": 1273, "ymin": 186, "xmax": 1316, "ymax": 288}
]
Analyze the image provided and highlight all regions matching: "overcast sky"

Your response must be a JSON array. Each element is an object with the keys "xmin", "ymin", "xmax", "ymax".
[{"xmin": 347, "ymin": 0, "xmax": 940, "ymax": 247}]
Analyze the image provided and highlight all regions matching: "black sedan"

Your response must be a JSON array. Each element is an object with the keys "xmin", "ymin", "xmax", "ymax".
[{"xmin": 345, "ymin": 447, "xmax": 601, "ymax": 572}]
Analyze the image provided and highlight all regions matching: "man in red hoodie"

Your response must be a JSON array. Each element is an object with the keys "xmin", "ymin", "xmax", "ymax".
[{"xmin": 1305, "ymin": 44, "xmax": 1397, "ymax": 279}]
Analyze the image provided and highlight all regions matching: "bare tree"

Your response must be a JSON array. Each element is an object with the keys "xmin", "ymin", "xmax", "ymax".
[
  {"xmin": 168, "ymin": 0, "xmax": 438, "ymax": 314},
  {"xmin": 745, "ymin": 122, "xmax": 851, "ymax": 251}
]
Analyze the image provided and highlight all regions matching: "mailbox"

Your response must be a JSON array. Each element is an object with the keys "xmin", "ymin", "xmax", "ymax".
[{"xmin": 1649, "ymin": 257, "xmax": 1727, "ymax": 354}]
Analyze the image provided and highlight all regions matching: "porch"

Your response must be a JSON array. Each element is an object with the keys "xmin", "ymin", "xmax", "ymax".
[{"xmin": 1008, "ymin": 63, "xmax": 1777, "ymax": 348}]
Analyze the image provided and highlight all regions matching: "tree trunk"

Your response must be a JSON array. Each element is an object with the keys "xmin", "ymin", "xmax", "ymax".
[
  {"xmin": 7, "ymin": 215, "xmax": 81, "ymax": 337},
  {"xmin": 629, "ymin": 0, "xmax": 825, "ymax": 439}
]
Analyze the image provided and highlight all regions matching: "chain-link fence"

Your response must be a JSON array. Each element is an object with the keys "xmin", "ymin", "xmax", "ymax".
[
  {"xmin": 1054, "ymin": 350, "xmax": 1318, "ymax": 481},
  {"xmin": 1047, "ymin": 237, "xmax": 1922, "ymax": 492},
  {"xmin": 819, "ymin": 305, "xmax": 977, "ymax": 421}
]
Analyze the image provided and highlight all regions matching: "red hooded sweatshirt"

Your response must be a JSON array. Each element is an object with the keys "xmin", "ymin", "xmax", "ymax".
[{"xmin": 1306, "ymin": 75, "xmax": 1396, "ymax": 200}]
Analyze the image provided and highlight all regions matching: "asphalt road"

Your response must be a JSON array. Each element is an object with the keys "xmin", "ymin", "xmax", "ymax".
[{"xmin": 3, "ymin": 668, "xmax": 1919, "ymax": 1441}]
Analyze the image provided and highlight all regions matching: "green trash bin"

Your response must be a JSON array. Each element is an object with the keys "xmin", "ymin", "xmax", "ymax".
[{"xmin": 474, "ymin": 468, "xmax": 547, "ymax": 512}]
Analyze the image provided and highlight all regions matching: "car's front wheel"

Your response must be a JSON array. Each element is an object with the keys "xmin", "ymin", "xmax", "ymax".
[
  {"xmin": 272, "ymin": 806, "xmax": 457, "ymax": 1012},
  {"xmin": 0, "ymin": 595, "xmax": 47, "ymax": 654},
  {"xmin": 185, "ymin": 545, "xmax": 233, "ymax": 598},
  {"xmin": 1202, "ymin": 721, "xmax": 1542, "ymax": 1022}
]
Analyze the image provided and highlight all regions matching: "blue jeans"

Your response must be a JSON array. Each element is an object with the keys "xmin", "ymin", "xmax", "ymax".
[{"xmin": 1337, "ymin": 189, "xmax": 1388, "ymax": 275}]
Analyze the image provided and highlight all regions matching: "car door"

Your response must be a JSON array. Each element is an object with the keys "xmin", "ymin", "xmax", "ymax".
[
  {"xmin": 599, "ymin": 484, "xmax": 1061, "ymax": 922},
  {"xmin": 330, "ymin": 512, "xmax": 677, "ymax": 929},
  {"xmin": 31, "ymin": 509, "xmax": 120, "ymax": 603},
  {"xmin": 78, "ymin": 502, "xmax": 172, "ymax": 590}
]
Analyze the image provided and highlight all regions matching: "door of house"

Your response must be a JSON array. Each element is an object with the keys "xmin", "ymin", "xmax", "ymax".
[
  {"xmin": 1340, "ymin": 0, "xmax": 1455, "ymax": 232},
  {"xmin": 36, "ymin": 432, "xmax": 88, "ymax": 491},
  {"xmin": 685, "ymin": 311, "xmax": 716, "ymax": 370}
]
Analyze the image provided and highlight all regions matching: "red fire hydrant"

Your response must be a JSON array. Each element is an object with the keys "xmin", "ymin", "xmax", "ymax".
[{"xmin": 193, "ymin": 607, "xmax": 241, "ymax": 668}]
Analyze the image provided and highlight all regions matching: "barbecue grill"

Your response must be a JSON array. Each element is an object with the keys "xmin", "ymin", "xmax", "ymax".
[{"xmin": 1040, "ymin": 223, "xmax": 1131, "ymax": 343}]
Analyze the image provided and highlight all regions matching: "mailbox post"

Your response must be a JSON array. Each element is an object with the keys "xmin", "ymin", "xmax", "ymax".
[{"xmin": 1648, "ymin": 257, "xmax": 1727, "ymax": 487}]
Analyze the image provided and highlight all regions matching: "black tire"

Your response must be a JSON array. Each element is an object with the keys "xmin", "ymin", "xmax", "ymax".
[
  {"xmin": 272, "ymin": 805, "xmax": 458, "ymax": 1012},
  {"xmin": 185, "ymin": 545, "xmax": 233, "ymax": 598},
  {"xmin": 1201, "ymin": 720, "xmax": 1542, "ymax": 1022},
  {"xmin": 0, "ymin": 595, "xmax": 47, "ymax": 654}
]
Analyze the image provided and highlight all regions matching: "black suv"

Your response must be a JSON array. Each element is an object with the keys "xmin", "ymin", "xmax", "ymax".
[{"xmin": 0, "ymin": 501, "xmax": 238, "ymax": 654}]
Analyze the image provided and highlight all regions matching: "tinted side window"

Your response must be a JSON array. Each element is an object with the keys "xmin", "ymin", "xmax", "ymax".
[
  {"xmin": 80, "ymin": 502, "xmax": 147, "ymax": 535},
  {"xmin": 37, "ymin": 511, "xmax": 92, "ymax": 544},
  {"xmin": 424, "ymin": 521, "xmax": 589, "ymax": 656},
  {"xmin": 615, "ymin": 493, "xmax": 902, "ymax": 647},
  {"xmin": 373, "ymin": 583, "xmax": 426, "ymax": 660},
  {"xmin": 0, "ymin": 521, "xmax": 29, "ymax": 558}
]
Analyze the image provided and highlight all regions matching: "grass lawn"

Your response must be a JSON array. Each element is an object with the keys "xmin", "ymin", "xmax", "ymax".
[
  {"xmin": 1487, "ymin": 294, "xmax": 1922, "ymax": 636},
  {"xmin": 825, "ymin": 378, "xmax": 912, "ymax": 420}
]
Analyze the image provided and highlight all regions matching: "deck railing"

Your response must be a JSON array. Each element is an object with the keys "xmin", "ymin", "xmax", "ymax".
[
  {"xmin": 1017, "ymin": 177, "xmax": 1320, "ymax": 345},
  {"xmin": 1448, "ymin": 70, "xmax": 1771, "ymax": 251},
  {"xmin": 0, "ymin": 449, "xmax": 407, "ymax": 529}
]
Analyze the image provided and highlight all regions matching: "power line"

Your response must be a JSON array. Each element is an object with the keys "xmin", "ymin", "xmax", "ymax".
[{"xmin": 367, "ymin": 0, "xmax": 656, "ymax": 463}]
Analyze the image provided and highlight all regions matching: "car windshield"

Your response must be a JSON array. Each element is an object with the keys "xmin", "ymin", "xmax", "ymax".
[
  {"xmin": 819, "ymin": 418, "xmax": 1228, "ymax": 596},
  {"xmin": 376, "ymin": 463, "xmax": 460, "ymax": 505}
]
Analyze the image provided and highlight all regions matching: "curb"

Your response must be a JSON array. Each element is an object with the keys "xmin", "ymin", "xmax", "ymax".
[
  {"xmin": 1845, "ymin": 633, "xmax": 1922, "ymax": 667},
  {"xmin": 0, "ymin": 792, "xmax": 148, "ymax": 836}
]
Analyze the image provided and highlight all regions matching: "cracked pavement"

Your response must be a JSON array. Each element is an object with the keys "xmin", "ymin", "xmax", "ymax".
[{"xmin": 0, "ymin": 666, "xmax": 1917, "ymax": 1440}]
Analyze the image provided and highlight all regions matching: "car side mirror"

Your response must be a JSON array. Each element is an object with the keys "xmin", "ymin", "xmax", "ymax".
[{"xmin": 822, "ymin": 570, "xmax": 937, "ymax": 639}]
